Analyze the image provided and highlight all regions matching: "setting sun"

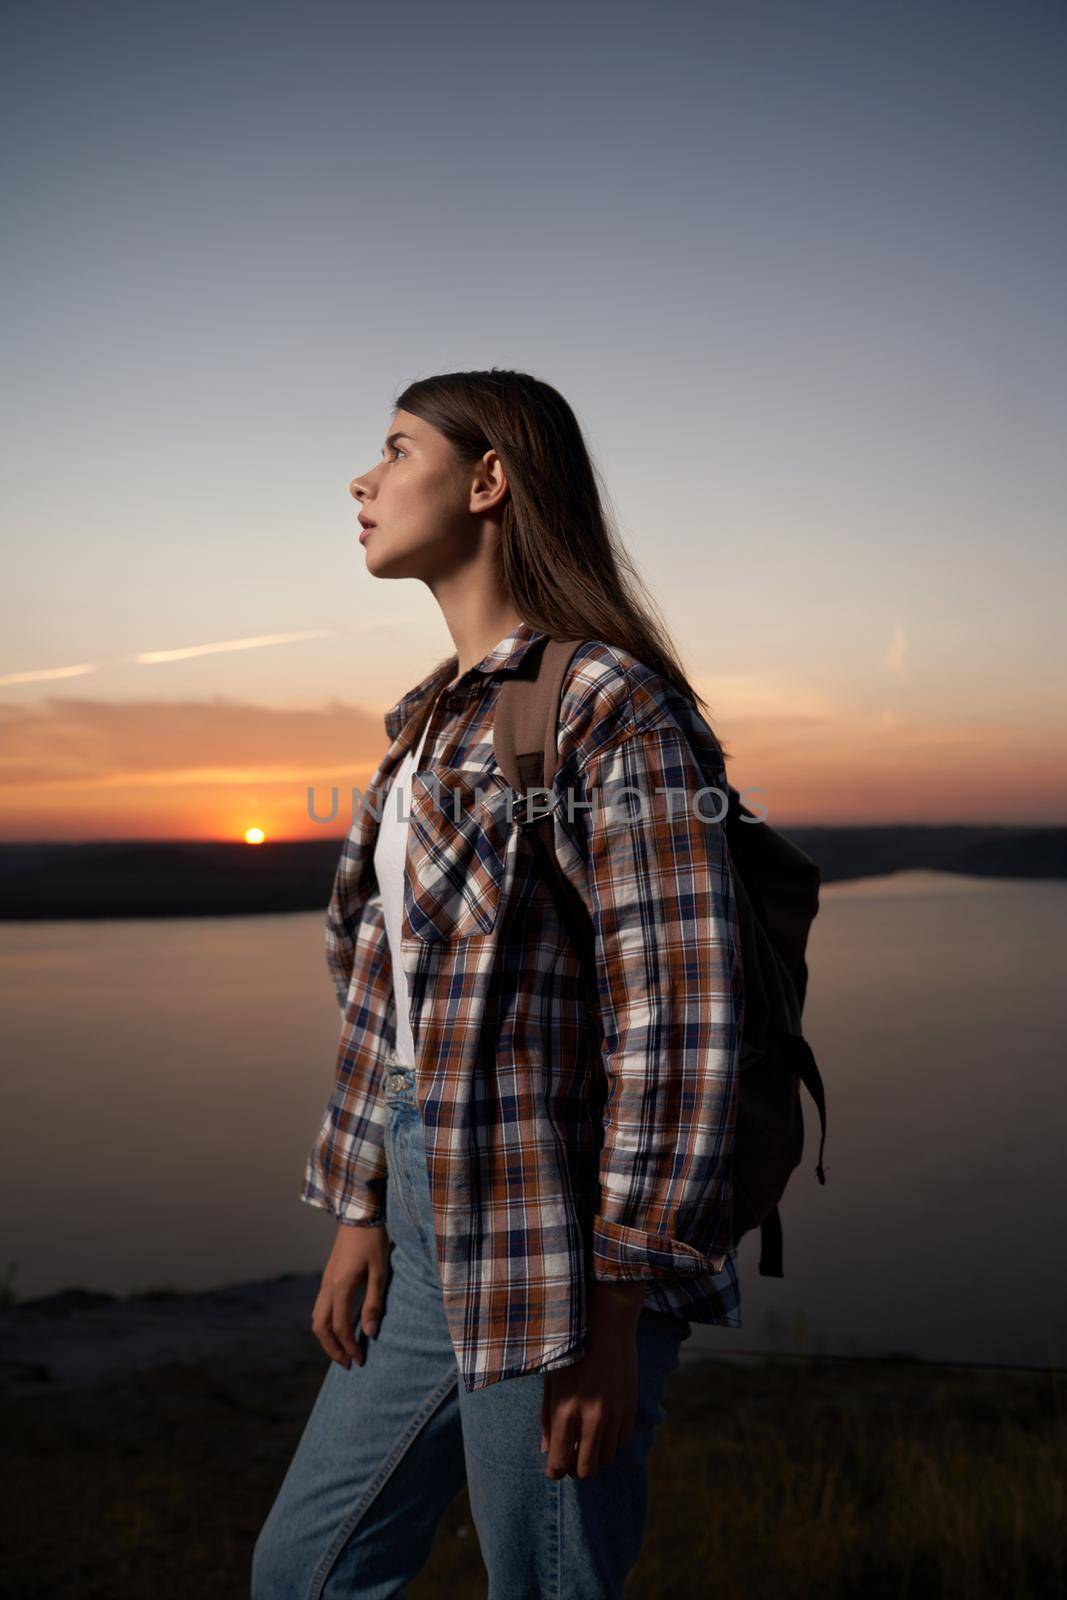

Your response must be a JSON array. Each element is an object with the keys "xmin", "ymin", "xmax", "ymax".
[{"xmin": 244, "ymin": 827, "xmax": 266, "ymax": 845}]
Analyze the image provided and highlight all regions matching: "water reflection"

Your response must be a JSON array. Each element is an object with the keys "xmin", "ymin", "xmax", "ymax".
[{"xmin": 1, "ymin": 871, "xmax": 1064, "ymax": 1367}]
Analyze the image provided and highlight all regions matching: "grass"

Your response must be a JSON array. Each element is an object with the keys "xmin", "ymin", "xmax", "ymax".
[
  {"xmin": 0, "ymin": 1350, "xmax": 1063, "ymax": 1598},
  {"xmin": 634, "ymin": 1356, "xmax": 1065, "ymax": 1598}
]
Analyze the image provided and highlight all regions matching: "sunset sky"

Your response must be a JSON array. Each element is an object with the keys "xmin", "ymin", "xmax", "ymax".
[{"xmin": 3, "ymin": 0, "xmax": 1064, "ymax": 841}]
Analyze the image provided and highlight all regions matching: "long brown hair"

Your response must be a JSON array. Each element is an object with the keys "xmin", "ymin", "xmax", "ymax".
[{"xmin": 392, "ymin": 368, "xmax": 728, "ymax": 755}]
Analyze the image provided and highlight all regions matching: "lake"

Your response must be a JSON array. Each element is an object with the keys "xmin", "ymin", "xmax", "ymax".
[{"xmin": 1, "ymin": 870, "xmax": 1064, "ymax": 1369}]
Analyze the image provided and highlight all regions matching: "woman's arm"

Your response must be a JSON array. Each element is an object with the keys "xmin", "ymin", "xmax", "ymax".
[
  {"xmin": 567, "ymin": 721, "xmax": 743, "ymax": 1285},
  {"xmin": 324, "ymin": 831, "xmax": 373, "ymax": 1011},
  {"xmin": 303, "ymin": 885, "xmax": 393, "ymax": 1226},
  {"xmin": 541, "ymin": 719, "xmax": 743, "ymax": 1480}
]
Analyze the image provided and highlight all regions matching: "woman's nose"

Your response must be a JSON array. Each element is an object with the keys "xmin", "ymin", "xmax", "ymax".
[{"xmin": 348, "ymin": 477, "xmax": 364, "ymax": 501}]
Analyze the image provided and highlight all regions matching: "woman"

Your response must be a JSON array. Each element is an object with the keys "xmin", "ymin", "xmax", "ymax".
[{"xmin": 253, "ymin": 369, "xmax": 744, "ymax": 1598}]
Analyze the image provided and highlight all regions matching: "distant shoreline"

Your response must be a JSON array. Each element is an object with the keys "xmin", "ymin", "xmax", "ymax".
[{"xmin": 0, "ymin": 826, "xmax": 1065, "ymax": 919}]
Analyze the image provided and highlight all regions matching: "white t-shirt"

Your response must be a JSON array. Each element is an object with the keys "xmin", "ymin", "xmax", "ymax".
[{"xmin": 372, "ymin": 703, "xmax": 444, "ymax": 1067}]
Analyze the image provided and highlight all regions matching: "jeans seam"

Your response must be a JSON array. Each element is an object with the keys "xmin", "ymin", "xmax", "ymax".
[
  {"xmin": 306, "ymin": 1365, "xmax": 459, "ymax": 1600},
  {"xmin": 386, "ymin": 1105, "xmax": 427, "ymax": 1238}
]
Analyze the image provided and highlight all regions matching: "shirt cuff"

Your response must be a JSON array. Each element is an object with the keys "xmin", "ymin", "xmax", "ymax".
[
  {"xmin": 591, "ymin": 1216, "xmax": 728, "ymax": 1280},
  {"xmin": 299, "ymin": 1187, "xmax": 386, "ymax": 1228}
]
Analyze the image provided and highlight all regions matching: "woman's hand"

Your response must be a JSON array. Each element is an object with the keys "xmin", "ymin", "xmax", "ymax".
[
  {"xmin": 540, "ymin": 1280, "xmax": 648, "ymax": 1479},
  {"xmin": 311, "ymin": 1220, "xmax": 392, "ymax": 1368}
]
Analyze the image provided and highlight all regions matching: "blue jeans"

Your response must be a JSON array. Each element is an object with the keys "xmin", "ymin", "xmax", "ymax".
[{"xmin": 252, "ymin": 1056, "xmax": 690, "ymax": 1599}]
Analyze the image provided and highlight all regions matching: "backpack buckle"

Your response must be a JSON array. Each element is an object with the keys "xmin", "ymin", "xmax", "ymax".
[{"xmin": 509, "ymin": 788, "xmax": 557, "ymax": 828}]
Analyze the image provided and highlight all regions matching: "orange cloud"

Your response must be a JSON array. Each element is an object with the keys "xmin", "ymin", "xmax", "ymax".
[
  {"xmin": 0, "ymin": 681, "xmax": 1063, "ymax": 841},
  {"xmin": 0, "ymin": 696, "xmax": 387, "ymax": 842},
  {"xmin": 699, "ymin": 672, "xmax": 1067, "ymax": 826}
]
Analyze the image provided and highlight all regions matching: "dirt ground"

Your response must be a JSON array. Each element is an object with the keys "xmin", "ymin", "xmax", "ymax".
[{"xmin": 2, "ymin": 1274, "xmax": 1064, "ymax": 1598}]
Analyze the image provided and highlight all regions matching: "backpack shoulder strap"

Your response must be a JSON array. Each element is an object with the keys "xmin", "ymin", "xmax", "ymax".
[
  {"xmin": 493, "ymin": 635, "xmax": 588, "ymax": 797},
  {"xmin": 493, "ymin": 635, "xmax": 603, "ymax": 1022}
]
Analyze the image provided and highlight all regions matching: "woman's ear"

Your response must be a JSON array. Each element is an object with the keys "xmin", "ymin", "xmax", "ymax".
[{"xmin": 470, "ymin": 448, "xmax": 510, "ymax": 517}]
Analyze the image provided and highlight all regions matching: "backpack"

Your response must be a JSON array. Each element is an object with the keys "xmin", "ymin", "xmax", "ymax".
[{"xmin": 493, "ymin": 635, "xmax": 828, "ymax": 1278}]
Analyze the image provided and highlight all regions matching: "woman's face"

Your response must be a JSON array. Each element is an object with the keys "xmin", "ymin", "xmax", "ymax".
[{"xmin": 348, "ymin": 409, "xmax": 500, "ymax": 581}]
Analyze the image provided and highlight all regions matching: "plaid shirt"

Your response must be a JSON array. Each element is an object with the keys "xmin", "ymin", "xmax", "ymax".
[{"xmin": 302, "ymin": 620, "xmax": 744, "ymax": 1392}]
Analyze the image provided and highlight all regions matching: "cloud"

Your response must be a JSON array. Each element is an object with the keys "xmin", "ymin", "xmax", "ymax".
[
  {"xmin": 883, "ymin": 623, "xmax": 909, "ymax": 678},
  {"xmin": 2, "ymin": 674, "xmax": 1063, "ymax": 840},
  {"xmin": 0, "ymin": 696, "xmax": 384, "ymax": 791},
  {"xmin": 0, "ymin": 662, "xmax": 98, "ymax": 686},
  {"xmin": 135, "ymin": 629, "xmax": 332, "ymax": 664},
  {"xmin": 0, "ymin": 629, "xmax": 335, "ymax": 690},
  {"xmin": 696, "ymin": 673, "xmax": 841, "ymax": 725}
]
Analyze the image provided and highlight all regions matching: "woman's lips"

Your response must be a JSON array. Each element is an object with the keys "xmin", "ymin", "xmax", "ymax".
[{"xmin": 359, "ymin": 523, "xmax": 376, "ymax": 545}]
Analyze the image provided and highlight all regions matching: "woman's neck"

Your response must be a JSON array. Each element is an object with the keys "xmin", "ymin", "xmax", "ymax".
[{"xmin": 439, "ymin": 601, "xmax": 527, "ymax": 681}]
